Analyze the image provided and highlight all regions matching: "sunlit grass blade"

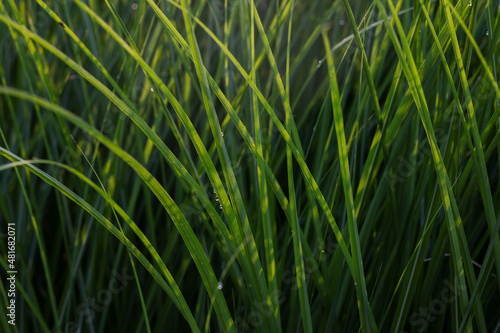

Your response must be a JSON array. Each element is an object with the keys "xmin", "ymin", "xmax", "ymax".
[{"xmin": 0, "ymin": 148, "xmax": 199, "ymax": 331}]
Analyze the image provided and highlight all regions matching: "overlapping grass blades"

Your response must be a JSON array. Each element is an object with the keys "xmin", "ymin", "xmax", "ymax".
[{"xmin": 1, "ymin": 0, "xmax": 499, "ymax": 332}]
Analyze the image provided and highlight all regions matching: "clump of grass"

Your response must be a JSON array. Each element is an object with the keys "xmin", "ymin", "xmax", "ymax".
[{"xmin": 0, "ymin": 0, "xmax": 499, "ymax": 332}]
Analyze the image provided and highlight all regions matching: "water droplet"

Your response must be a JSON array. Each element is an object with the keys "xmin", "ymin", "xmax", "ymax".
[
  {"xmin": 218, "ymin": 282, "xmax": 223, "ymax": 290},
  {"xmin": 221, "ymin": 131, "xmax": 224, "ymax": 137},
  {"xmin": 150, "ymin": 88, "xmax": 154, "ymax": 92},
  {"xmin": 354, "ymin": 281, "xmax": 358, "ymax": 286},
  {"xmin": 486, "ymin": 31, "xmax": 489, "ymax": 36},
  {"xmin": 468, "ymin": 1, "xmax": 472, "ymax": 6},
  {"xmin": 213, "ymin": 189, "xmax": 216, "ymax": 194},
  {"xmin": 340, "ymin": 20, "xmax": 345, "ymax": 26},
  {"xmin": 321, "ymin": 250, "xmax": 325, "ymax": 253},
  {"xmin": 131, "ymin": 3, "xmax": 138, "ymax": 10},
  {"xmin": 219, "ymin": 205, "xmax": 222, "ymax": 210},
  {"xmin": 215, "ymin": 198, "xmax": 219, "ymax": 201}
]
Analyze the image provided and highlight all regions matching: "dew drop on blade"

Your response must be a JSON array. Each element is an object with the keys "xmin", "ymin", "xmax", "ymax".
[{"xmin": 218, "ymin": 282, "xmax": 223, "ymax": 290}]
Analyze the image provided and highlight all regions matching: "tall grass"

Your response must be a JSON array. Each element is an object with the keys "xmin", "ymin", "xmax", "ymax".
[{"xmin": 0, "ymin": 0, "xmax": 499, "ymax": 332}]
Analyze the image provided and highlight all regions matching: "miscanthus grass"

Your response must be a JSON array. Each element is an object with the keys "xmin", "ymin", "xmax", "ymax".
[{"xmin": 0, "ymin": 0, "xmax": 499, "ymax": 332}]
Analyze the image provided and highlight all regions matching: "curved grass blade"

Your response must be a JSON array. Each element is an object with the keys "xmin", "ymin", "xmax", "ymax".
[{"xmin": 0, "ymin": 149, "xmax": 198, "ymax": 331}]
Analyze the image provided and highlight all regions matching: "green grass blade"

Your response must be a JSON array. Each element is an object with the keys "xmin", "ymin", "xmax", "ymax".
[{"xmin": 323, "ymin": 30, "xmax": 377, "ymax": 333}]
